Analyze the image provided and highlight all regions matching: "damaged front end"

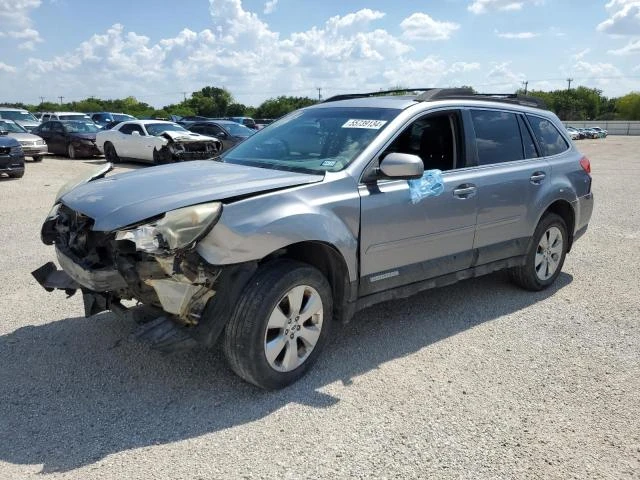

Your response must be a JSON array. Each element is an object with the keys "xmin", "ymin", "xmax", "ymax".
[
  {"xmin": 156, "ymin": 132, "xmax": 223, "ymax": 162},
  {"xmin": 32, "ymin": 198, "xmax": 255, "ymax": 352}
]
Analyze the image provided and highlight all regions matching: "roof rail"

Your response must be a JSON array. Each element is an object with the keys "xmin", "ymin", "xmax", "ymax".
[
  {"xmin": 422, "ymin": 91, "xmax": 547, "ymax": 109},
  {"xmin": 321, "ymin": 88, "xmax": 547, "ymax": 109},
  {"xmin": 322, "ymin": 88, "xmax": 437, "ymax": 103}
]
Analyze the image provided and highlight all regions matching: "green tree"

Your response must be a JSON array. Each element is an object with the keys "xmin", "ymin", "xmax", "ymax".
[
  {"xmin": 188, "ymin": 86, "xmax": 234, "ymax": 117},
  {"xmin": 616, "ymin": 92, "xmax": 640, "ymax": 120},
  {"xmin": 254, "ymin": 96, "xmax": 316, "ymax": 118}
]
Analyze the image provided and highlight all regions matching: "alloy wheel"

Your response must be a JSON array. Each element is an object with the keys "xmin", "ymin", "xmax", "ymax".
[
  {"xmin": 263, "ymin": 285, "xmax": 324, "ymax": 372},
  {"xmin": 535, "ymin": 226, "xmax": 563, "ymax": 281}
]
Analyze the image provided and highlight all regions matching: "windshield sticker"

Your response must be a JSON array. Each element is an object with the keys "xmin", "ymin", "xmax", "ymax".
[
  {"xmin": 342, "ymin": 119, "xmax": 387, "ymax": 129},
  {"xmin": 321, "ymin": 160, "xmax": 337, "ymax": 167}
]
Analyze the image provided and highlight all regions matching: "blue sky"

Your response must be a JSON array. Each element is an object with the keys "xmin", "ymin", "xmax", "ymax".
[{"xmin": 1, "ymin": 0, "xmax": 638, "ymax": 107}]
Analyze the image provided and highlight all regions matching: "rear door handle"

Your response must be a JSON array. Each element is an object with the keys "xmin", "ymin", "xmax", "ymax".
[
  {"xmin": 530, "ymin": 171, "xmax": 546, "ymax": 184},
  {"xmin": 453, "ymin": 184, "xmax": 477, "ymax": 199}
]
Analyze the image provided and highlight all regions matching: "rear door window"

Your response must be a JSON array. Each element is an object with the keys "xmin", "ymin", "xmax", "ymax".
[
  {"xmin": 470, "ymin": 110, "xmax": 523, "ymax": 165},
  {"xmin": 526, "ymin": 115, "xmax": 569, "ymax": 157}
]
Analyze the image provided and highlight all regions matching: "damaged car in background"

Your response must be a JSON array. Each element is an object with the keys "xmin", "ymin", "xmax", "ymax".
[
  {"xmin": 33, "ymin": 88, "xmax": 593, "ymax": 390},
  {"xmin": 95, "ymin": 120, "xmax": 222, "ymax": 164}
]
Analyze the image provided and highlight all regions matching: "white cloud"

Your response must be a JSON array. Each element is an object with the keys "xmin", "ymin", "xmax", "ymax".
[
  {"xmin": 0, "ymin": 0, "xmax": 43, "ymax": 49},
  {"xmin": 572, "ymin": 48, "xmax": 590, "ymax": 60},
  {"xmin": 484, "ymin": 62, "xmax": 526, "ymax": 90},
  {"xmin": 264, "ymin": 0, "xmax": 278, "ymax": 14},
  {"xmin": 0, "ymin": 61, "xmax": 17, "ymax": 73},
  {"xmin": 597, "ymin": 0, "xmax": 640, "ymax": 36},
  {"xmin": 495, "ymin": 30, "xmax": 538, "ymax": 39},
  {"xmin": 608, "ymin": 38, "xmax": 640, "ymax": 54},
  {"xmin": 468, "ymin": 0, "xmax": 542, "ymax": 14},
  {"xmin": 400, "ymin": 13, "xmax": 460, "ymax": 41}
]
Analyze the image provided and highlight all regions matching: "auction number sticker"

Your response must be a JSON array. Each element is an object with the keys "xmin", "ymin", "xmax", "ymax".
[{"xmin": 342, "ymin": 119, "xmax": 387, "ymax": 129}]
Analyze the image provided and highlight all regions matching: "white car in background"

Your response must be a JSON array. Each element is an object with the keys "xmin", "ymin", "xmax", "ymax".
[{"xmin": 96, "ymin": 120, "xmax": 222, "ymax": 164}]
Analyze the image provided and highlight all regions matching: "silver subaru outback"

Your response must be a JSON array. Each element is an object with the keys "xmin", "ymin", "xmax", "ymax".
[{"xmin": 33, "ymin": 88, "xmax": 594, "ymax": 389}]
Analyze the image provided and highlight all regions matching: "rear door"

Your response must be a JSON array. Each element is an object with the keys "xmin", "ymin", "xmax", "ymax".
[
  {"xmin": 466, "ymin": 108, "xmax": 550, "ymax": 264},
  {"xmin": 359, "ymin": 109, "xmax": 478, "ymax": 296}
]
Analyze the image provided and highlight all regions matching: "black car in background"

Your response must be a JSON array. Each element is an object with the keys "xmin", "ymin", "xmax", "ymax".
[
  {"xmin": 32, "ymin": 120, "xmax": 102, "ymax": 159},
  {"xmin": 186, "ymin": 119, "xmax": 255, "ymax": 151},
  {"xmin": 0, "ymin": 134, "xmax": 25, "ymax": 178},
  {"xmin": 91, "ymin": 112, "xmax": 137, "ymax": 128}
]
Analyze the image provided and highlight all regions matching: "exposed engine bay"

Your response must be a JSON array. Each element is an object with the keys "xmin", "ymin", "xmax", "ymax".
[{"xmin": 156, "ymin": 131, "xmax": 222, "ymax": 162}]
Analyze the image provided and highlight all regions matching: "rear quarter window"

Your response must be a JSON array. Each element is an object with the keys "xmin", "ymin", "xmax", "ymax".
[{"xmin": 526, "ymin": 115, "xmax": 569, "ymax": 157}]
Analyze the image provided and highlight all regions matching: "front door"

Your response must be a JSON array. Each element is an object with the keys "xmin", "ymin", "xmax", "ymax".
[{"xmin": 358, "ymin": 110, "xmax": 478, "ymax": 296}]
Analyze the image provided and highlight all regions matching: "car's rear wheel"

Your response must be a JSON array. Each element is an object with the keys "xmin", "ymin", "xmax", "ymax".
[
  {"xmin": 8, "ymin": 170, "xmax": 24, "ymax": 179},
  {"xmin": 510, "ymin": 213, "xmax": 568, "ymax": 291},
  {"xmin": 104, "ymin": 142, "xmax": 120, "ymax": 163},
  {"xmin": 223, "ymin": 259, "xmax": 332, "ymax": 390}
]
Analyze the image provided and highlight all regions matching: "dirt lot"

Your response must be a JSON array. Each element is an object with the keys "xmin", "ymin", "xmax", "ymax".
[{"xmin": 0, "ymin": 138, "xmax": 638, "ymax": 479}]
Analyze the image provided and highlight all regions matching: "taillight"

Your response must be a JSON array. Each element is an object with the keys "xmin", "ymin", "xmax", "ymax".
[{"xmin": 579, "ymin": 156, "xmax": 591, "ymax": 175}]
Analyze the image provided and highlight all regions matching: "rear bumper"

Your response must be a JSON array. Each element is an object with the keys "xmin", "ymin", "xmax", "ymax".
[{"xmin": 573, "ymin": 192, "xmax": 594, "ymax": 241}]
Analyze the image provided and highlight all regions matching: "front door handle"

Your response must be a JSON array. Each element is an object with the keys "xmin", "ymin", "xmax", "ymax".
[
  {"xmin": 453, "ymin": 184, "xmax": 477, "ymax": 199},
  {"xmin": 530, "ymin": 171, "xmax": 546, "ymax": 184}
]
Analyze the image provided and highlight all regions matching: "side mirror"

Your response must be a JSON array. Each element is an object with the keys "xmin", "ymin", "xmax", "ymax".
[
  {"xmin": 131, "ymin": 131, "xmax": 140, "ymax": 136},
  {"xmin": 217, "ymin": 131, "xmax": 228, "ymax": 138},
  {"xmin": 379, "ymin": 152, "xmax": 424, "ymax": 180},
  {"xmin": 0, "ymin": 130, "xmax": 8, "ymax": 136}
]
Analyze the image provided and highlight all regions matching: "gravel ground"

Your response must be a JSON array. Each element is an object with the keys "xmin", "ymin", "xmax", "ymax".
[{"xmin": 0, "ymin": 138, "xmax": 638, "ymax": 479}]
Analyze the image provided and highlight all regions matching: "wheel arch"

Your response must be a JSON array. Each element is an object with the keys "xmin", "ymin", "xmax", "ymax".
[
  {"xmin": 540, "ymin": 199, "xmax": 576, "ymax": 251},
  {"xmin": 262, "ymin": 240, "xmax": 355, "ymax": 323}
]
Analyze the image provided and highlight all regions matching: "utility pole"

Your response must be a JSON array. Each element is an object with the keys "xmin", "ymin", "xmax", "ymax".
[
  {"xmin": 39, "ymin": 96, "xmax": 45, "ymax": 105},
  {"xmin": 522, "ymin": 81, "xmax": 528, "ymax": 95},
  {"xmin": 566, "ymin": 78, "xmax": 573, "ymax": 90},
  {"xmin": 58, "ymin": 96, "xmax": 64, "ymax": 105},
  {"xmin": 181, "ymin": 91, "xmax": 187, "ymax": 102},
  {"xmin": 316, "ymin": 87, "xmax": 322, "ymax": 102}
]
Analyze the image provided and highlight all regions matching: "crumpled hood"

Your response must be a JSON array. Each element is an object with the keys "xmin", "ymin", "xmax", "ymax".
[
  {"xmin": 69, "ymin": 133, "xmax": 97, "ymax": 141},
  {"xmin": 161, "ymin": 130, "xmax": 217, "ymax": 143},
  {"xmin": 60, "ymin": 160, "xmax": 323, "ymax": 231}
]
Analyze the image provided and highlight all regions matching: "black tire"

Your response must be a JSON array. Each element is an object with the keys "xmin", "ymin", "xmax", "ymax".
[
  {"xmin": 223, "ymin": 259, "xmax": 333, "ymax": 390},
  {"xmin": 104, "ymin": 142, "xmax": 120, "ymax": 163},
  {"xmin": 510, "ymin": 213, "xmax": 568, "ymax": 291},
  {"xmin": 32, "ymin": 155, "xmax": 42, "ymax": 162},
  {"xmin": 153, "ymin": 148, "xmax": 173, "ymax": 165},
  {"xmin": 67, "ymin": 143, "xmax": 79, "ymax": 159},
  {"xmin": 9, "ymin": 170, "xmax": 24, "ymax": 179}
]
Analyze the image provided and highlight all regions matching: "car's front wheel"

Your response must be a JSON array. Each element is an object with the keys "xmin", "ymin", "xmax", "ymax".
[
  {"xmin": 510, "ymin": 213, "xmax": 568, "ymax": 291},
  {"xmin": 32, "ymin": 155, "xmax": 42, "ymax": 162},
  {"xmin": 104, "ymin": 142, "xmax": 120, "ymax": 163},
  {"xmin": 223, "ymin": 259, "xmax": 332, "ymax": 390},
  {"xmin": 67, "ymin": 143, "xmax": 78, "ymax": 159}
]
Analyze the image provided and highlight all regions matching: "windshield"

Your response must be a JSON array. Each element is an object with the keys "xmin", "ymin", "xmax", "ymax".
[
  {"xmin": 223, "ymin": 107, "xmax": 399, "ymax": 173},
  {"xmin": 114, "ymin": 114, "xmax": 135, "ymax": 122},
  {"xmin": 145, "ymin": 123, "xmax": 188, "ymax": 136},
  {"xmin": 59, "ymin": 114, "xmax": 91, "ymax": 121},
  {"xmin": 225, "ymin": 123, "xmax": 255, "ymax": 136},
  {"xmin": 0, "ymin": 110, "xmax": 37, "ymax": 122},
  {"xmin": 62, "ymin": 121, "xmax": 100, "ymax": 133},
  {"xmin": 0, "ymin": 120, "xmax": 27, "ymax": 133}
]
